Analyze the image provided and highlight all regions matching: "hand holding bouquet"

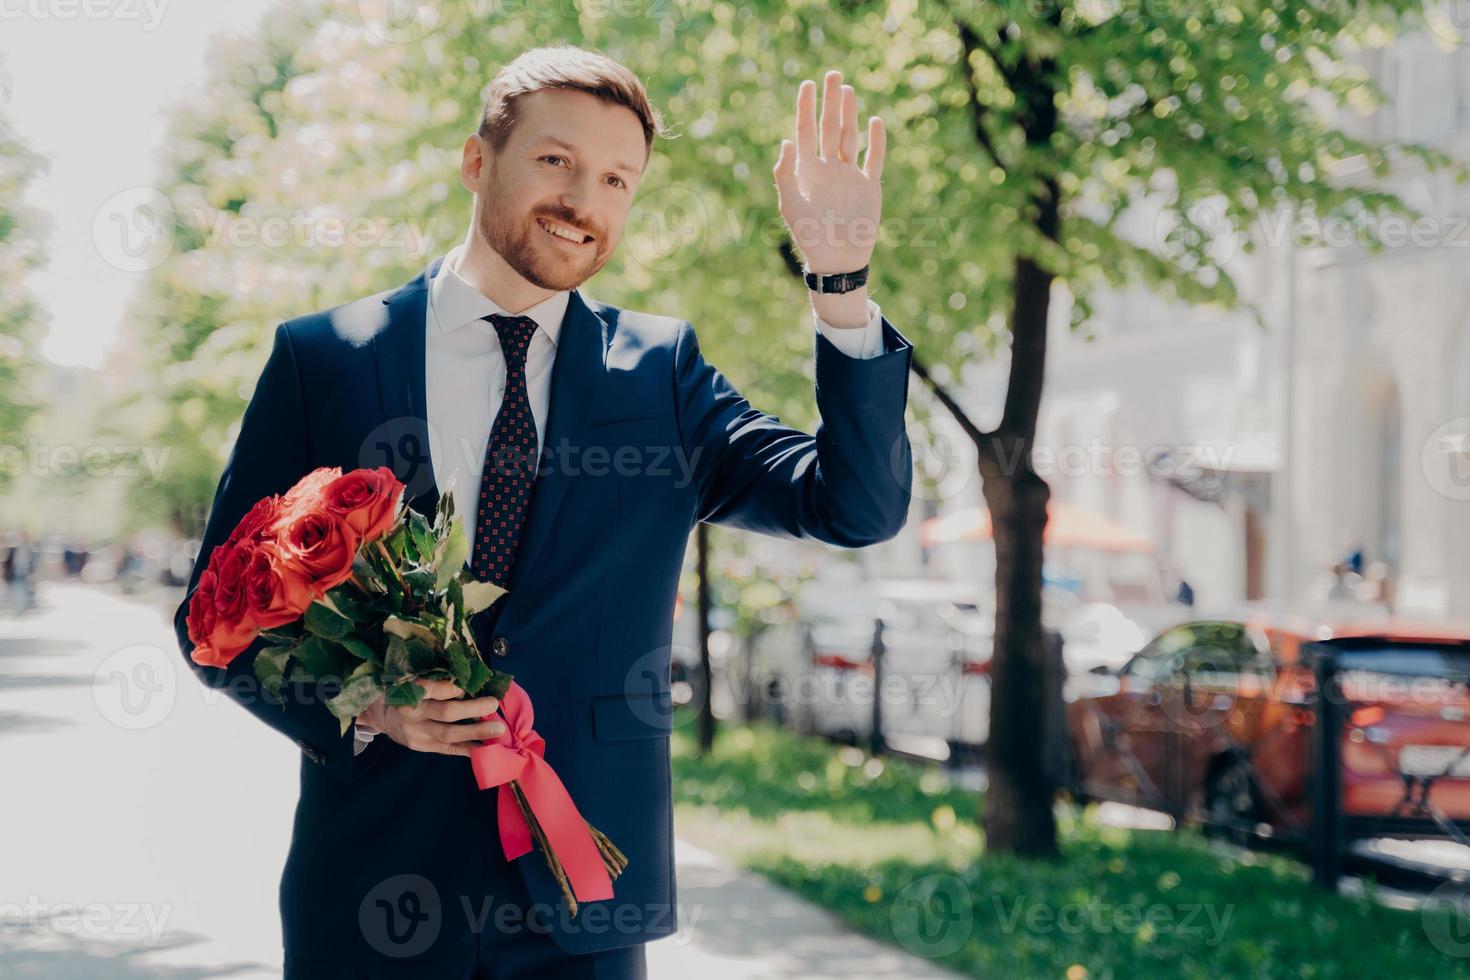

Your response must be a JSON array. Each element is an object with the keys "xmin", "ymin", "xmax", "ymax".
[{"xmin": 185, "ymin": 466, "xmax": 625, "ymax": 914}]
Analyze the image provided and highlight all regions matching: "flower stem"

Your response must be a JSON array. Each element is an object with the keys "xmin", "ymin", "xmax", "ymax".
[
  {"xmin": 374, "ymin": 540, "xmax": 411, "ymax": 599},
  {"xmin": 510, "ymin": 780, "xmax": 578, "ymax": 916}
]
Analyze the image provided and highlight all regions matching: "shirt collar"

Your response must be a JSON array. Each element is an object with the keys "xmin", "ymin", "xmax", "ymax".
[{"xmin": 428, "ymin": 243, "xmax": 570, "ymax": 347}]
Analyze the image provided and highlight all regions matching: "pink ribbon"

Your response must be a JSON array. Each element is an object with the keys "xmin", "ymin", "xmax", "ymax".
[{"xmin": 467, "ymin": 681, "xmax": 614, "ymax": 904}]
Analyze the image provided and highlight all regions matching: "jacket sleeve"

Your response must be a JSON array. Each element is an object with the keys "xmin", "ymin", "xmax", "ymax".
[
  {"xmin": 673, "ymin": 315, "xmax": 914, "ymax": 547},
  {"xmin": 172, "ymin": 322, "xmax": 384, "ymax": 783}
]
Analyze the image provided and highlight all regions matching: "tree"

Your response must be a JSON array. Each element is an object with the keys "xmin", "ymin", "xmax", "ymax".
[
  {"xmin": 0, "ymin": 57, "xmax": 48, "ymax": 486},
  {"xmin": 850, "ymin": 0, "xmax": 1462, "ymax": 857}
]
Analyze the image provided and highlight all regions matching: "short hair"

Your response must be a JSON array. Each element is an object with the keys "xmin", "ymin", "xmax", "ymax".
[{"xmin": 477, "ymin": 43, "xmax": 670, "ymax": 164}]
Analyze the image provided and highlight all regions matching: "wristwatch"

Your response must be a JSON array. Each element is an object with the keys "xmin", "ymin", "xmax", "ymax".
[{"xmin": 803, "ymin": 264, "xmax": 870, "ymax": 294}]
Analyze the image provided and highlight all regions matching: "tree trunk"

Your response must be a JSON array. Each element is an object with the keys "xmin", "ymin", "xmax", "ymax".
[
  {"xmin": 980, "ymin": 459, "xmax": 1055, "ymax": 856},
  {"xmin": 979, "ymin": 247, "xmax": 1058, "ymax": 859}
]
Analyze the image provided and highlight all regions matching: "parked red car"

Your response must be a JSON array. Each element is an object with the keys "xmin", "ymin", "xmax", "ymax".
[{"xmin": 1067, "ymin": 613, "xmax": 1470, "ymax": 843}]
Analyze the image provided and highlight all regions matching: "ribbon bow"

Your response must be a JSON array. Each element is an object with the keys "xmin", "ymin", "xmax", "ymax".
[{"xmin": 467, "ymin": 681, "xmax": 614, "ymax": 905}]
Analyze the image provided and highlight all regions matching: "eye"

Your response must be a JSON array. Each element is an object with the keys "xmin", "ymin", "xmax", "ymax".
[
  {"xmin": 606, "ymin": 175, "xmax": 627, "ymax": 189},
  {"xmin": 540, "ymin": 154, "xmax": 567, "ymax": 167}
]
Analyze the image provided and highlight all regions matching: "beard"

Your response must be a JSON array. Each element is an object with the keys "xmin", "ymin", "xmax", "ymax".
[{"xmin": 478, "ymin": 177, "xmax": 609, "ymax": 292}]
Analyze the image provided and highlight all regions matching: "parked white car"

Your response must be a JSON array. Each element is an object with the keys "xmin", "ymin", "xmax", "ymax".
[{"xmin": 747, "ymin": 579, "xmax": 993, "ymax": 761}]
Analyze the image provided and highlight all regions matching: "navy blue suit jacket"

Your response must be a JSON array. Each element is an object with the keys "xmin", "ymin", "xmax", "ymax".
[{"xmin": 173, "ymin": 255, "xmax": 914, "ymax": 959}]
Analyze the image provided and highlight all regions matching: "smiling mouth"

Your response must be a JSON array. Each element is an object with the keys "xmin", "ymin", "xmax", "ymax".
[{"xmin": 536, "ymin": 217, "xmax": 594, "ymax": 246}]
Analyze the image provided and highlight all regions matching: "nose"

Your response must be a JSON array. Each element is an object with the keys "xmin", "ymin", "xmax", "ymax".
[{"xmin": 557, "ymin": 176, "xmax": 600, "ymax": 229}]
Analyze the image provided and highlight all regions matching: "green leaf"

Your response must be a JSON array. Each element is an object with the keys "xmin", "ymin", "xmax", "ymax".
[
  {"xmin": 383, "ymin": 525, "xmax": 409, "ymax": 562},
  {"xmin": 334, "ymin": 635, "xmax": 381, "ymax": 666},
  {"xmin": 386, "ymin": 679, "xmax": 425, "ymax": 708},
  {"xmin": 434, "ymin": 488, "xmax": 456, "ymax": 534},
  {"xmin": 460, "ymin": 579, "xmax": 507, "ymax": 616},
  {"xmin": 404, "ymin": 567, "xmax": 437, "ymax": 594},
  {"xmin": 405, "ymin": 637, "xmax": 437, "ymax": 673},
  {"xmin": 383, "ymin": 615, "xmax": 438, "ymax": 647},
  {"xmin": 292, "ymin": 635, "xmax": 348, "ymax": 681},
  {"xmin": 304, "ymin": 599, "xmax": 354, "ymax": 640},
  {"xmin": 260, "ymin": 626, "xmax": 302, "ymax": 645},
  {"xmin": 447, "ymin": 579, "xmax": 465, "ymax": 628},
  {"xmin": 464, "ymin": 658, "xmax": 492, "ymax": 696},
  {"xmin": 435, "ymin": 519, "xmax": 469, "ymax": 589},
  {"xmin": 382, "ymin": 634, "xmax": 411, "ymax": 684},
  {"xmin": 445, "ymin": 639, "xmax": 472, "ymax": 689},
  {"xmin": 469, "ymin": 663, "xmax": 513, "ymax": 700},
  {"xmin": 326, "ymin": 585, "xmax": 373, "ymax": 623},
  {"xmin": 326, "ymin": 665, "xmax": 384, "ymax": 736},
  {"xmin": 409, "ymin": 511, "xmax": 436, "ymax": 566},
  {"xmin": 351, "ymin": 553, "xmax": 385, "ymax": 593},
  {"xmin": 253, "ymin": 645, "xmax": 292, "ymax": 702}
]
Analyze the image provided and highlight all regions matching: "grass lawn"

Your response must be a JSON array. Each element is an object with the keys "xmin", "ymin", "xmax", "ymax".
[{"xmin": 671, "ymin": 719, "xmax": 1470, "ymax": 979}]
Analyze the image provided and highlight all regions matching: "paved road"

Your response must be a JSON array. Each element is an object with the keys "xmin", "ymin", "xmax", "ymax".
[{"xmin": 0, "ymin": 581, "xmax": 963, "ymax": 979}]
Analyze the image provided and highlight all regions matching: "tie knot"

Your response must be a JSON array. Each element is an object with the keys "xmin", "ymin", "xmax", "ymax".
[{"xmin": 484, "ymin": 313, "xmax": 538, "ymax": 364}]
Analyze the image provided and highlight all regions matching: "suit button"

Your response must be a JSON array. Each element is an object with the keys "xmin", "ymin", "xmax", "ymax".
[{"xmin": 492, "ymin": 636, "xmax": 509, "ymax": 658}]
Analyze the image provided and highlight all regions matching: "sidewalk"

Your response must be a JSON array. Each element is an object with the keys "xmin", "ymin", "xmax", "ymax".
[
  {"xmin": 0, "ymin": 582, "xmax": 963, "ymax": 979},
  {"xmin": 649, "ymin": 838, "xmax": 963, "ymax": 979}
]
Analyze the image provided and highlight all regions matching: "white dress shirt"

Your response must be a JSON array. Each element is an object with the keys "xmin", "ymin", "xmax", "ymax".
[{"xmin": 355, "ymin": 244, "xmax": 886, "ymax": 752}]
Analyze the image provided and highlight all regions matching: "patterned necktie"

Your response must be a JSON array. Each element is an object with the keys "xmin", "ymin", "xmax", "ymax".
[{"xmin": 469, "ymin": 313, "xmax": 541, "ymax": 586}]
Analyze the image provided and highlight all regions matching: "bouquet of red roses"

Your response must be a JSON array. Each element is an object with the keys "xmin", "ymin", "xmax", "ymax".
[{"xmin": 186, "ymin": 465, "xmax": 625, "ymax": 915}]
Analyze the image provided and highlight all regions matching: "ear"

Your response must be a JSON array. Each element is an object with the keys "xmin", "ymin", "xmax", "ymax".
[{"xmin": 460, "ymin": 134, "xmax": 487, "ymax": 193}]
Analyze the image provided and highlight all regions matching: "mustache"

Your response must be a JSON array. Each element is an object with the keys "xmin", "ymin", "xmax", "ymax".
[{"xmin": 533, "ymin": 209, "xmax": 599, "ymax": 240}]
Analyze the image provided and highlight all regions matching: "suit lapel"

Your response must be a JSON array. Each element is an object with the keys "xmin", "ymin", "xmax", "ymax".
[
  {"xmin": 375, "ymin": 255, "xmax": 443, "ymax": 516},
  {"xmin": 374, "ymin": 256, "xmax": 612, "ymax": 585}
]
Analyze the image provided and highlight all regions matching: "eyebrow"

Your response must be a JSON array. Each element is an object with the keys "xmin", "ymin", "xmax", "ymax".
[{"xmin": 537, "ymin": 136, "xmax": 640, "ymax": 177}]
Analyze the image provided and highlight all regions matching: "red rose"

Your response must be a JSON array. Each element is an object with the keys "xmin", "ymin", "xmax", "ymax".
[
  {"xmin": 187, "ymin": 567, "xmax": 259, "ymax": 668},
  {"xmin": 210, "ymin": 542, "xmax": 253, "ymax": 626},
  {"xmin": 228, "ymin": 495, "xmax": 283, "ymax": 546},
  {"xmin": 187, "ymin": 569, "xmax": 220, "ymax": 651},
  {"xmin": 283, "ymin": 466, "xmax": 343, "ymax": 515},
  {"xmin": 245, "ymin": 542, "xmax": 313, "ymax": 629},
  {"xmin": 276, "ymin": 509, "xmax": 360, "ymax": 593},
  {"xmin": 323, "ymin": 467, "xmax": 404, "ymax": 542}
]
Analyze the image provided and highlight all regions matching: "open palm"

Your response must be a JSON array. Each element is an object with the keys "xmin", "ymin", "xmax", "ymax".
[{"xmin": 773, "ymin": 70, "xmax": 886, "ymax": 276}]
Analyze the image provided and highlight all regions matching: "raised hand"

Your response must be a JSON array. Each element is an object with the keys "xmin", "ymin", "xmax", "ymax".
[{"xmin": 772, "ymin": 69, "xmax": 886, "ymax": 277}]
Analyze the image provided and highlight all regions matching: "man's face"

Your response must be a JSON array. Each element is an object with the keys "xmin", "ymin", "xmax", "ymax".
[{"xmin": 470, "ymin": 88, "xmax": 648, "ymax": 291}]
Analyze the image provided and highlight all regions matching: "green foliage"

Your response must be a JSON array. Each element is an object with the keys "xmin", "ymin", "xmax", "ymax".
[
  {"xmin": 673, "ymin": 721, "xmax": 1470, "ymax": 979},
  {"xmin": 109, "ymin": 1, "xmax": 1462, "ymax": 531},
  {"xmin": 0, "ymin": 58, "xmax": 48, "ymax": 486}
]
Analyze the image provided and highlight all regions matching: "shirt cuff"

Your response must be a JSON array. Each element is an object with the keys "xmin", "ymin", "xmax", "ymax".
[
  {"xmin": 352, "ymin": 726, "xmax": 378, "ymax": 755},
  {"xmin": 814, "ymin": 298, "xmax": 885, "ymax": 359}
]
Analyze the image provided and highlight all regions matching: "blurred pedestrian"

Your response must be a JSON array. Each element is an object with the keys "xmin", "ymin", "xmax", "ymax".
[{"xmin": 4, "ymin": 531, "xmax": 37, "ymax": 614}]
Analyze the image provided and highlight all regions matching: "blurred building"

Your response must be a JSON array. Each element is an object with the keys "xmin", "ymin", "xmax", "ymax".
[{"xmin": 885, "ymin": 20, "xmax": 1470, "ymax": 618}]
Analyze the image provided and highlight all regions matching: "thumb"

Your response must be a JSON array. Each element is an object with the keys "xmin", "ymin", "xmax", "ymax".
[{"xmin": 772, "ymin": 139, "xmax": 797, "ymax": 202}]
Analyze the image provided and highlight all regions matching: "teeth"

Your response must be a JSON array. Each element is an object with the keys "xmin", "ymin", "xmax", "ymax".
[{"xmin": 539, "ymin": 218, "xmax": 587, "ymax": 244}]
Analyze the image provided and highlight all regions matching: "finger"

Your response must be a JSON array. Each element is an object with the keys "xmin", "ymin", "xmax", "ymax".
[
  {"xmin": 418, "ymin": 679, "xmax": 464, "ymax": 701},
  {"xmin": 772, "ymin": 138, "xmax": 797, "ymax": 206},
  {"xmin": 425, "ymin": 694, "xmax": 500, "ymax": 723},
  {"xmin": 401, "ymin": 730, "xmax": 473, "ymax": 757},
  {"xmin": 432, "ymin": 717, "xmax": 508, "ymax": 745},
  {"xmin": 794, "ymin": 79, "xmax": 818, "ymax": 162},
  {"xmin": 818, "ymin": 70, "xmax": 841, "ymax": 161},
  {"xmin": 862, "ymin": 115, "xmax": 886, "ymax": 182},
  {"xmin": 839, "ymin": 85, "xmax": 858, "ymax": 163}
]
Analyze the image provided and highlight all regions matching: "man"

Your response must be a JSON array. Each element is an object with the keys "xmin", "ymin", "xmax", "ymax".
[{"xmin": 175, "ymin": 43, "xmax": 913, "ymax": 979}]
